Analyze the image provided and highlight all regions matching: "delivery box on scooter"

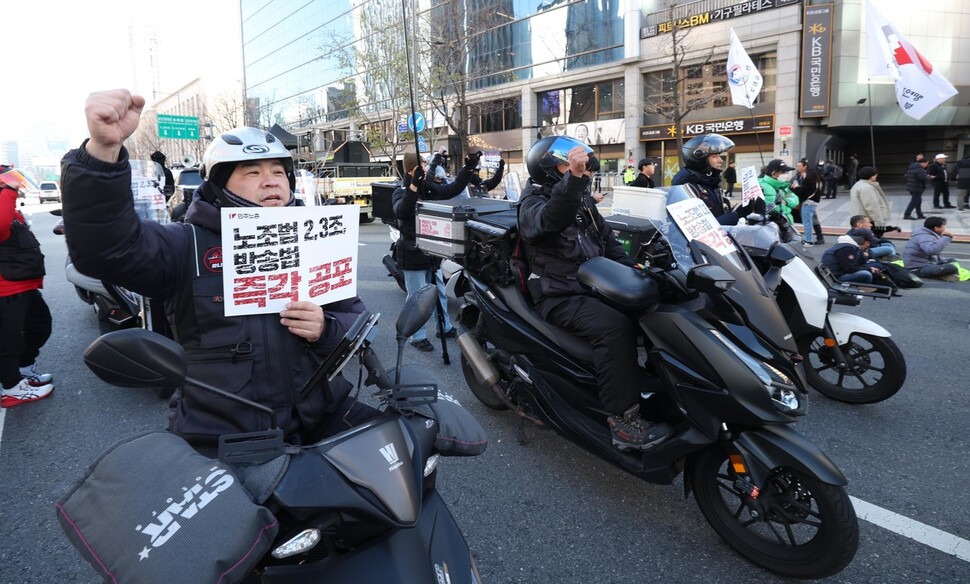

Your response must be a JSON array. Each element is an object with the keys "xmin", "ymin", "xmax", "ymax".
[
  {"xmin": 415, "ymin": 197, "xmax": 513, "ymax": 260},
  {"xmin": 605, "ymin": 213, "xmax": 659, "ymax": 259}
]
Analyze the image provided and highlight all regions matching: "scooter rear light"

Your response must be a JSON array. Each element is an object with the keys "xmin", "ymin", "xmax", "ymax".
[
  {"xmin": 271, "ymin": 528, "xmax": 321, "ymax": 559},
  {"xmin": 824, "ymin": 338, "xmax": 837, "ymax": 348}
]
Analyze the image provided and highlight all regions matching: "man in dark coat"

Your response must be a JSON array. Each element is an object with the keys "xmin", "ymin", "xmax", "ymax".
[
  {"xmin": 629, "ymin": 158, "xmax": 656, "ymax": 188},
  {"xmin": 61, "ymin": 89, "xmax": 374, "ymax": 455},
  {"xmin": 955, "ymin": 152, "xmax": 970, "ymax": 211},
  {"xmin": 518, "ymin": 136, "xmax": 671, "ymax": 452},
  {"xmin": 928, "ymin": 153, "xmax": 953, "ymax": 209}
]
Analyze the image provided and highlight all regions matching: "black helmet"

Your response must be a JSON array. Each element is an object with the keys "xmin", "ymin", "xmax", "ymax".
[
  {"xmin": 681, "ymin": 134, "xmax": 734, "ymax": 171},
  {"xmin": 526, "ymin": 136, "xmax": 594, "ymax": 187},
  {"xmin": 150, "ymin": 150, "xmax": 166, "ymax": 163}
]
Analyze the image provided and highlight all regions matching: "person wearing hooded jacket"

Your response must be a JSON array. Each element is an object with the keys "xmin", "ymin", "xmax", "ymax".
[
  {"xmin": 392, "ymin": 149, "xmax": 476, "ymax": 351},
  {"xmin": 758, "ymin": 159, "xmax": 800, "ymax": 226},
  {"xmin": 902, "ymin": 216, "xmax": 958, "ymax": 279},
  {"xmin": 150, "ymin": 150, "xmax": 175, "ymax": 200},
  {"xmin": 820, "ymin": 234, "xmax": 881, "ymax": 284},
  {"xmin": 517, "ymin": 136, "xmax": 672, "ymax": 452},
  {"xmin": 60, "ymin": 89, "xmax": 375, "ymax": 454}
]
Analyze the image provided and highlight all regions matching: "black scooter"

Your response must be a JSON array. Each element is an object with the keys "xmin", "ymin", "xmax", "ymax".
[
  {"xmin": 446, "ymin": 185, "xmax": 858, "ymax": 579},
  {"xmin": 72, "ymin": 284, "xmax": 486, "ymax": 582}
]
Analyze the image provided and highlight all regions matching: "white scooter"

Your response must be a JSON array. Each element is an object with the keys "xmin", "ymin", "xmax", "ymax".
[{"xmin": 726, "ymin": 215, "xmax": 905, "ymax": 404}]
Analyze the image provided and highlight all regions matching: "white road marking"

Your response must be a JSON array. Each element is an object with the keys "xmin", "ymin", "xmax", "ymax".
[
  {"xmin": 851, "ymin": 496, "xmax": 970, "ymax": 562},
  {"xmin": 0, "ymin": 408, "xmax": 5, "ymax": 452}
]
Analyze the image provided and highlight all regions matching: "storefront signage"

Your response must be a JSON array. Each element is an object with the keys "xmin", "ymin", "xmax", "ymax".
[
  {"xmin": 799, "ymin": 4, "xmax": 834, "ymax": 118},
  {"xmin": 641, "ymin": 0, "xmax": 801, "ymax": 39},
  {"xmin": 639, "ymin": 115, "xmax": 774, "ymax": 141}
]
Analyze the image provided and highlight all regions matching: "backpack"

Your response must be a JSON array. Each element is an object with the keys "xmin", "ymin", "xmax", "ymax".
[
  {"xmin": 882, "ymin": 262, "xmax": 924, "ymax": 288},
  {"xmin": 832, "ymin": 165, "xmax": 843, "ymax": 180}
]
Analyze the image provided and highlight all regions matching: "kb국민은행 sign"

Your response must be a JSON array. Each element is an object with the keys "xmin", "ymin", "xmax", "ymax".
[{"xmin": 221, "ymin": 205, "xmax": 360, "ymax": 316}]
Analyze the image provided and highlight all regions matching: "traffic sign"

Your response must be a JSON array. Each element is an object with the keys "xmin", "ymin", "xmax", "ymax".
[
  {"xmin": 778, "ymin": 125, "xmax": 792, "ymax": 136},
  {"xmin": 158, "ymin": 114, "xmax": 200, "ymax": 140},
  {"xmin": 408, "ymin": 113, "xmax": 426, "ymax": 133},
  {"xmin": 417, "ymin": 135, "xmax": 428, "ymax": 152},
  {"xmin": 398, "ymin": 121, "xmax": 409, "ymax": 133}
]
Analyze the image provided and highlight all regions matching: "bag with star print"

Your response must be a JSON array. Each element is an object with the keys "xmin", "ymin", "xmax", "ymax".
[{"xmin": 55, "ymin": 431, "xmax": 278, "ymax": 583}]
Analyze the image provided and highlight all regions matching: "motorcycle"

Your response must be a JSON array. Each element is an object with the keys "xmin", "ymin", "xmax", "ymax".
[
  {"xmin": 445, "ymin": 185, "xmax": 858, "ymax": 579},
  {"xmin": 724, "ymin": 211, "xmax": 906, "ymax": 404},
  {"xmin": 67, "ymin": 284, "xmax": 486, "ymax": 583},
  {"xmin": 50, "ymin": 160, "xmax": 178, "ymax": 398}
]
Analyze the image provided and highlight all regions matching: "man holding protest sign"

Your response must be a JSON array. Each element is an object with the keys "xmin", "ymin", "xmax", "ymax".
[{"xmin": 61, "ymin": 89, "xmax": 375, "ymax": 455}]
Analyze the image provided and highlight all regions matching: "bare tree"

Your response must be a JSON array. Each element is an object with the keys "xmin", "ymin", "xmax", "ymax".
[
  {"xmin": 638, "ymin": 1, "xmax": 729, "ymax": 157},
  {"xmin": 318, "ymin": 1, "xmax": 415, "ymax": 178},
  {"xmin": 421, "ymin": 0, "xmax": 518, "ymax": 161}
]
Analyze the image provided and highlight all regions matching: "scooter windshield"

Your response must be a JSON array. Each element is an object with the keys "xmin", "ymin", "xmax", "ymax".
[{"xmin": 652, "ymin": 185, "xmax": 746, "ymax": 274}]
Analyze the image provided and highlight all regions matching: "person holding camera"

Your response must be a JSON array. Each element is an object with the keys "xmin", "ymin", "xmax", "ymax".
[{"xmin": 391, "ymin": 149, "xmax": 477, "ymax": 351}]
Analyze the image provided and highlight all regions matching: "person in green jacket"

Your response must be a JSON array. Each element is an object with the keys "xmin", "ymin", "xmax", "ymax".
[{"xmin": 758, "ymin": 159, "xmax": 800, "ymax": 225}]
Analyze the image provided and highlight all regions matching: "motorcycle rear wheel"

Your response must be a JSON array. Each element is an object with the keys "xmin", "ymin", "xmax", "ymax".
[
  {"xmin": 691, "ymin": 447, "xmax": 858, "ymax": 579},
  {"xmin": 797, "ymin": 332, "xmax": 905, "ymax": 404}
]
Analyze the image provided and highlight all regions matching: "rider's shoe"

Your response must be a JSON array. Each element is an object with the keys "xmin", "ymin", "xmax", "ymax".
[
  {"xmin": 608, "ymin": 405, "xmax": 672, "ymax": 452},
  {"xmin": 2, "ymin": 378, "xmax": 54, "ymax": 408},
  {"xmin": 19, "ymin": 362, "xmax": 53, "ymax": 385}
]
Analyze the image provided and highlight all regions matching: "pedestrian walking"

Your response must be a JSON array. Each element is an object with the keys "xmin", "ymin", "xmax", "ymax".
[{"xmin": 723, "ymin": 162, "xmax": 737, "ymax": 198}]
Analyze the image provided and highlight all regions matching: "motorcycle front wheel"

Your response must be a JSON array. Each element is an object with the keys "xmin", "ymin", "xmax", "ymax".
[
  {"xmin": 797, "ymin": 332, "xmax": 906, "ymax": 404},
  {"xmin": 691, "ymin": 447, "xmax": 858, "ymax": 579}
]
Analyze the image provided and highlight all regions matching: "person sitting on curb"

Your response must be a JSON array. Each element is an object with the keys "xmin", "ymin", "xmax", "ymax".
[
  {"xmin": 902, "ymin": 216, "xmax": 959, "ymax": 281},
  {"xmin": 820, "ymin": 233, "xmax": 883, "ymax": 284}
]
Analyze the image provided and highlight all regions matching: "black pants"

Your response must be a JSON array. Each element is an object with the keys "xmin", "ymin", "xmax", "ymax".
[
  {"xmin": 0, "ymin": 289, "xmax": 52, "ymax": 388},
  {"xmin": 904, "ymin": 191, "xmax": 925, "ymax": 218},
  {"xmin": 932, "ymin": 182, "xmax": 951, "ymax": 207},
  {"xmin": 541, "ymin": 294, "xmax": 639, "ymax": 414}
]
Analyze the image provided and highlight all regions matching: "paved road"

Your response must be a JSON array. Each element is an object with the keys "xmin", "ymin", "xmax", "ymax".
[{"xmin": 1, "ymin": 212, "xmax": 968, "ymax": 583}]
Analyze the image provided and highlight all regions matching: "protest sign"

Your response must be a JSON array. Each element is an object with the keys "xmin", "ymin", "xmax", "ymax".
[{"xmin": 221, "ymin": 205, "xmax": 359, "ymax": 316}]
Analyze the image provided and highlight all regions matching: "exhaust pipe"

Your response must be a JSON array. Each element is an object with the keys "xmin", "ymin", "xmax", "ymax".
[{"xmin": 455, "ymin": 325, "xmax": 499, "ymax": 387}]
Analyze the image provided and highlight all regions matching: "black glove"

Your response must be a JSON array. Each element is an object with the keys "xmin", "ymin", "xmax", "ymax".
[
  {"xmin": 497, "ymin": 159, "xmax": 505, "ymax": 171},
  {"xmin": 402, "ymin": 172, "xmax": 412, "ymax": 189},
  {"xmin": 431, "ymin": 153, "xmax": 445, "ymax": 167},
  {"xmin": 411, "ymin": 165, "xmax": 425, "ymax": 190},
  {"xmin": 464, "ymin": 151, "xmax": 483, "ymax": 171}
]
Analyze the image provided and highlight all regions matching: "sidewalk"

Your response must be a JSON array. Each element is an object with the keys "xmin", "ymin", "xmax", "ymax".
[
  {"xmin": 813, "ymin": 185, "xmax": 970, "ymax": 244},
  {"xmin": 599, "ymin": 185, "xmax": 970, "ymax": 243}
]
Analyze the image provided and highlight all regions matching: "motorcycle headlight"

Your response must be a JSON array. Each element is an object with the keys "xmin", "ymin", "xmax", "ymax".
[
  {"xmin": 271, "ymin": 528, "xmax": 320, "ymax": 559},
  {"xmin": 710, "ymin": 330, "xmax": 800, "ymax": 413}
]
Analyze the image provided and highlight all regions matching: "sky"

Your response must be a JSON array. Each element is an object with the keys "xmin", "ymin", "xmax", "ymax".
[{"xmin": 2, "ymin": 0, "xmax": 241, "ymax": 148}]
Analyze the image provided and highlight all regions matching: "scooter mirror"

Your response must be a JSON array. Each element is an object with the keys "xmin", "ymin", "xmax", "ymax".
[
  {"xmin": 397, "ymin": 283, "xmax": 438, "ymax": 340},
  {"xmin": 768, "ymin": 243, "xmax": 796, "ymax": 268},
  {"xmin": 687, "ymin": 264, "xmax": 736, "ymax": 293},
  {"xmin": 49, "ymin": 208, "xmax": 63, "ymax": 217},
  {"xmin": 83, "ymin": 328, "xmax": 187, "ymax": 389}
]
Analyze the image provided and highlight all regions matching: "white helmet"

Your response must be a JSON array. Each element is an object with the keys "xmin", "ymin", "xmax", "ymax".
[{"xmin": 202, "ymin": 127, "xmax": 295, "ymax": 191}]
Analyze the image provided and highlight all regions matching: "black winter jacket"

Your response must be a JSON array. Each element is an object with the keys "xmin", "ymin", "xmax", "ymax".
[
  {"xmin": 60, "ymin": 143, "xmax": 366, "ymax": 450},
  {"xmin": 905, "ymin": 162, "xmax": 929, "ymax": 193},
  {"xmin": 956, "ymin": 157, "xmax": 970, "ymax": 191},
  {"xmin": 517, "ymin": 173, "xmax": 633, "ymax": 314},
  {"xmin": 820, "ymin": 241, "xmax": 866, "ymax": 278},
  {"xmin": 927, "ymin": 161, "xmax": 948, "ymax": 186},
  {"xmin": 392, "ymin": 168, "xmax": 473, "ymax": 270}
]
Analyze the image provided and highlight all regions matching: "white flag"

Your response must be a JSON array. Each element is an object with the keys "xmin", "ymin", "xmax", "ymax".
[
  {"xmin": 865, "ymin": 0, "xmax": 957, "ymax": 120},
  {"xmin": 726, "ymin": 29, "xmax": 763, "ymax": 109}
]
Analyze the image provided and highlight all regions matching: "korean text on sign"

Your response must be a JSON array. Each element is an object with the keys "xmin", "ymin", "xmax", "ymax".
[{"xmin": 221, "ymin": 205, "xmax": 359, "ymax": 316}]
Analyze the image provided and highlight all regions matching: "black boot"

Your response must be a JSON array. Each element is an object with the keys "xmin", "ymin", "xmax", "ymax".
[{"xmin": 814, "ymin": 222, "xmax": 825, "ymax": 244}]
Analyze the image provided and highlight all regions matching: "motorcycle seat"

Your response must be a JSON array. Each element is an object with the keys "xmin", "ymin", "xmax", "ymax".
[{"xmin": 491, "ymin": 282, "xmax": 594, "ymax": 361}]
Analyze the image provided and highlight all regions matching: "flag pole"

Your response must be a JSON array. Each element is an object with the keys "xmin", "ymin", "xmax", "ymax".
[{"xmin": 866, "ymin": 80, "xmax": 876, "ymax": 167}]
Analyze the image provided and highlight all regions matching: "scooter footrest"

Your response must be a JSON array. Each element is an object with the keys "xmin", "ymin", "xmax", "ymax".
[{"xmin": 218, "ymin": 429, "xmax": 285, "ymax": 464}]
